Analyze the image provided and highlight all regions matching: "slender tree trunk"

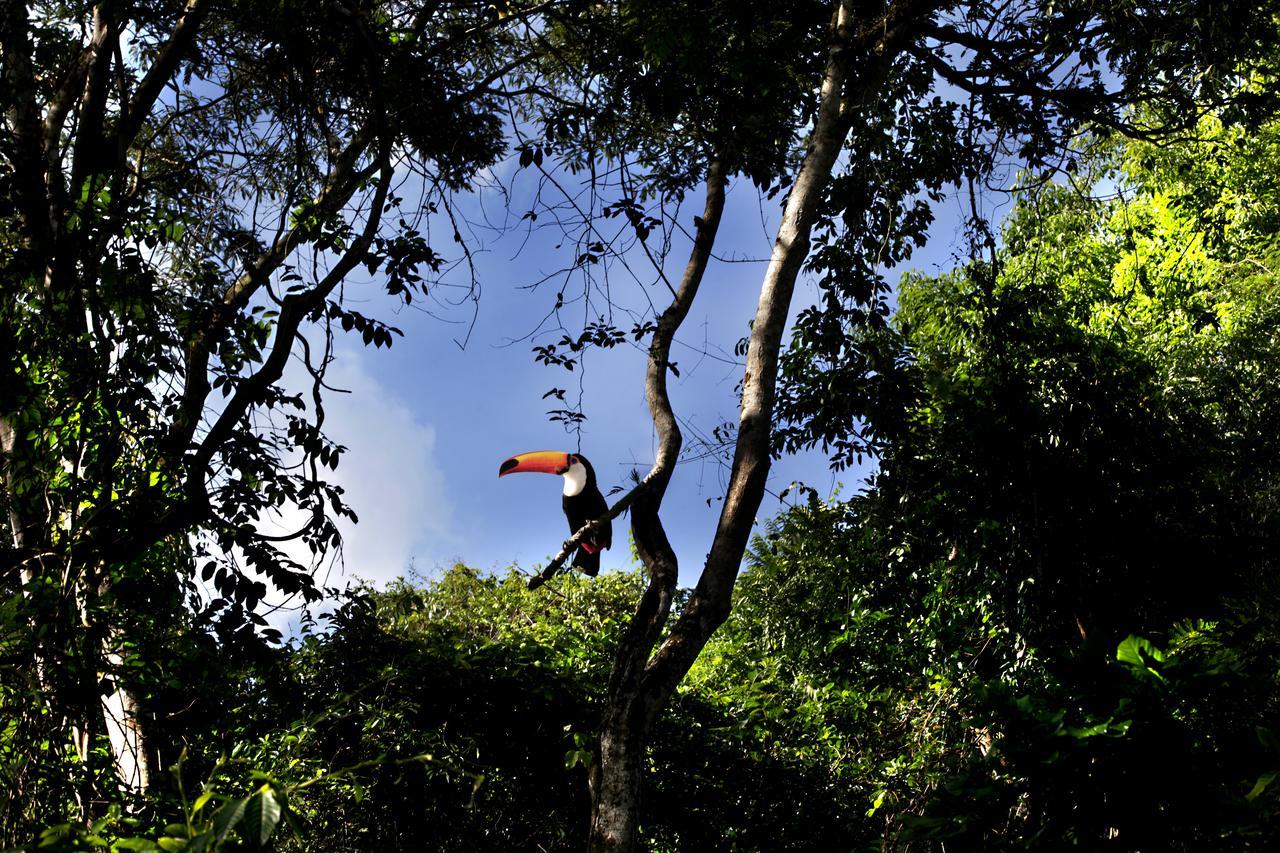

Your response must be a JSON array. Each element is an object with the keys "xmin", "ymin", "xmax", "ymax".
[
  {"xmin": 1, "ymin": 416, "xmax": 40, "ymax": 601},
  {"xmin": 590, "ymin": 701, "xmax": 645, "ymax": 848},
  {"xmin": 587, "ymin": 158, "xmax": 728, "ymax": 850},
  {"xmin": 100, "ymin": 629, "xmax": 151, "ymax": 795},
  {"xmin": 585, "ymin": 1, "xmax": 899, "ymax": 847},
  {"xmin": 7, "ymin": 422, "xmax": 150, "ymax": 802}
]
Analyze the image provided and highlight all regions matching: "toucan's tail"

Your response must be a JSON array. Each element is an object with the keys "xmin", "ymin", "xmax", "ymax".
[{"xmin": 572, "ymin": 547, "xmax": 600, "ymax": 576}]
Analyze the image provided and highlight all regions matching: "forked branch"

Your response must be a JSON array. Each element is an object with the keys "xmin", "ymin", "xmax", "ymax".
[{"xmin": 527, "ymin": 160, "xmax": 727, "ymax": 590}]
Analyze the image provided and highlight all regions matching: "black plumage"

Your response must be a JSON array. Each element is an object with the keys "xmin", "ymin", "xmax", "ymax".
[{"xmin": 564, "ymin": 454, "xmax": 611, "ymax": 575}]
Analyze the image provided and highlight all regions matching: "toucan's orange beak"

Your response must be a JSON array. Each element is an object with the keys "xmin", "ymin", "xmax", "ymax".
[{"xmin": 498, "ymin": 450, "xmax": 572, "ymax": 477}]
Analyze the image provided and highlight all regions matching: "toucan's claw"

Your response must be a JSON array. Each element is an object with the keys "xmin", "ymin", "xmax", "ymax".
[{"xmin": 529, "ymin": 560, "xmax": 564, "ymax": 589}]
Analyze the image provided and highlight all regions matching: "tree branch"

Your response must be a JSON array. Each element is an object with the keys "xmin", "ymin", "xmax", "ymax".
[
  {"xmin": 418, "ymin": 0, "xmax": 558, "ymax": 60},
  {"xmin": 191, "ymin": 156, "xmax": 394, "ymax": 471},
  {"xmin": 526, "ymin": 485, "xmax": 639, "ymax": 589},
  {"xmin": 93, "ymin": 152, "xmax": 394, "ymax": 569},
  {"xmin": 0, "ymin": 3, "xmax": 53, "ymax": 255},
  {"xmin": 641, "ymin": 0, "xmax": 877, "ymax": 711},
  {"xmin": 911, "ymin": 41, "xmax": 1149, "ymax": 139},
  {"xmin": 43, "ymin": 2, "xmax": 118, "ymax": 168},
  {"xmin": 111, "ymin": 0, "xmax": 211, "ymax": 162},
  {"xmin": 585, "ymin": 159, "xmax": 727, "ymax": 852},
  {"xmin": 67, "ymin": 4, "xmax": 118, "ymax": 196},
  {"xmin": 166, "ymin": 126, "xmax": 379, "ymax": 460},
  {"xmin": 528, "ymin": 160, "xmax": 727, "ymax": 590}
]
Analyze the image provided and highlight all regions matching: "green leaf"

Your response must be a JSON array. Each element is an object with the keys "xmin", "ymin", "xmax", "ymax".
[
  {"xmin": 1116, "ymin": 635, "xmax": 1165, "ymax": 667},
  {"xmin": 185, "ymin": 831, "xmax": 215, "ymax": 853},
  {"xmin": 192, "ymin": 791, "xmax": 214, "ymax": 815},
  {"xmin": 1065, "ymin": 718, "xmax": 1132, "ymax": 739},
  {"xmin": 242, "ymin": 787, "xmax": 283, "ymax": 848},
  {"xmin": 1246, "ymin": 771, "xmax": 1277, "ymax": 801},
  {"xmin": 156, "ymin": 838, "xmax": 187, "ymax": 852},
  {"xmin": 211, "ymin": 797, "xmax": 247, "ymax": 845}
]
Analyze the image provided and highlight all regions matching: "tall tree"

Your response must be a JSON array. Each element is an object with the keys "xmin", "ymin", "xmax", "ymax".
[
  {"xmin": 0, "ymin": 0, "xmax": 556, "ymax": 815},
  {"xmin": 521, "ymin": 1, "xmax": 1280, "ymax": 848}
]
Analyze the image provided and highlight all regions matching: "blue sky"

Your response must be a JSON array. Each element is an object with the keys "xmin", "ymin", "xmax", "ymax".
[{"xmin": 297, "ymin": 157, "xmax": 998, "ymax": 593}]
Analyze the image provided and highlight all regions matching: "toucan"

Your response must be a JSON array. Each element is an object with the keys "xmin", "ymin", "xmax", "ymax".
[{"xmin": 498, "ymin": 450, "xmax": 611, "ymax": 576}]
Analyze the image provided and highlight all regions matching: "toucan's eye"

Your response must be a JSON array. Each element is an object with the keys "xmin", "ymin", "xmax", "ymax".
[{"xmin": 569, "ymin": 455, "xmax": 578, "ymax": 465}]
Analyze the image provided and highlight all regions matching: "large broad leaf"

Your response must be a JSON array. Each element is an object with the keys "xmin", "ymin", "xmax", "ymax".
[
  {"xmin": 242, "ymin": 787, "xmax": 284, "ymax": 849},
  {"xmin": 1246, "ymin": 771, "xmax": 1277, "ymax": 802},
  {"xmin": 185, "ymin": 831, "xmax": 215, "ymax": 853},
  {"xmin": 1116, "ymin": 635, "xmax": 1165, "ymax": 668},
  {"xmin": 211, "ymin": 797, "xmax": 247, "ymax": 846}
]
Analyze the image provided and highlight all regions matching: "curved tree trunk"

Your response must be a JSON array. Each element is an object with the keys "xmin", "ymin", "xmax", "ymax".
[
  {"xmin": 586, "ymin": 157, "xmax": 728, "ymax": 850},
  {"xmin": 587, "ymin": 6, "xmax": 857, "ymax": 844},
  {"xmin": 585, "ymin": 0, "xmax": 939, "ymax": 846}
]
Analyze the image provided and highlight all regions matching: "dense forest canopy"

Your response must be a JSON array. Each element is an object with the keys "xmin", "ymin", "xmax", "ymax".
[{"xmin": 3, "ymin": 0, "xmax": 1280, "ymax": 850}]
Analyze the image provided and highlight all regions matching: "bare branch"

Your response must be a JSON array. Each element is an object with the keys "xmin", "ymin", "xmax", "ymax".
[
  {"xmin": 111, "ymin": 0, "xmax": 211, "ymax": 161},
  {"xmin": 528, "ymin": 160, "xmax": 727, "ymax": 590},
  {"xmin": 527, "ymin": 494, "xmax": 634, "ymax": 589}
]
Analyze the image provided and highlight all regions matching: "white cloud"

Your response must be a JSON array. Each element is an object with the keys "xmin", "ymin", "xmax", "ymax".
[
  {"xmin": 232, "ymin": 343, "xmax": 452, "ymax": 639},
  {"xmin": 317, "ymin": 352, "xmax": 455, "ymax": 587}
]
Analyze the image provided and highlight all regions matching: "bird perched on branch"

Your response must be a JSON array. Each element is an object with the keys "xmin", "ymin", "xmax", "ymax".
[{"xmin": 499, "ymin": 450, "xmax": 611, "ymax": 576}]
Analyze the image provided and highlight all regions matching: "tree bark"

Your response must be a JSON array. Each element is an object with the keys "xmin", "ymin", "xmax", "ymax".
[
  {"xmin": 99, "ymin": 630, "xmax": 151, "ymax": 794},
  {"xmin": 584, "ymin": 1, "xmax": 926, "ymax": 846},
  {"xmin": 587, "ymin": 159, "xmax": 727, "ymax": 851}
]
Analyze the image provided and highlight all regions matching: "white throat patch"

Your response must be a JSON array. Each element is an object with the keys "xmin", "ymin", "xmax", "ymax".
[{"xmin": 563, "ymin": 461, "xmax": 588, "ymax": 497}]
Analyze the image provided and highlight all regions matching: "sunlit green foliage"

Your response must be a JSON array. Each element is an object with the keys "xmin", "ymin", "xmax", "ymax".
[
  {"xmin": 1, "ymin": 0, "xmax": 542, "ymax": 828},
  {"xmin": 262, "ymin": 567, "xmax": 870, "ymax": 851},
  {"xmin": 768, "ymin": 112, "xmax": 1280, "ymax": 847}
]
